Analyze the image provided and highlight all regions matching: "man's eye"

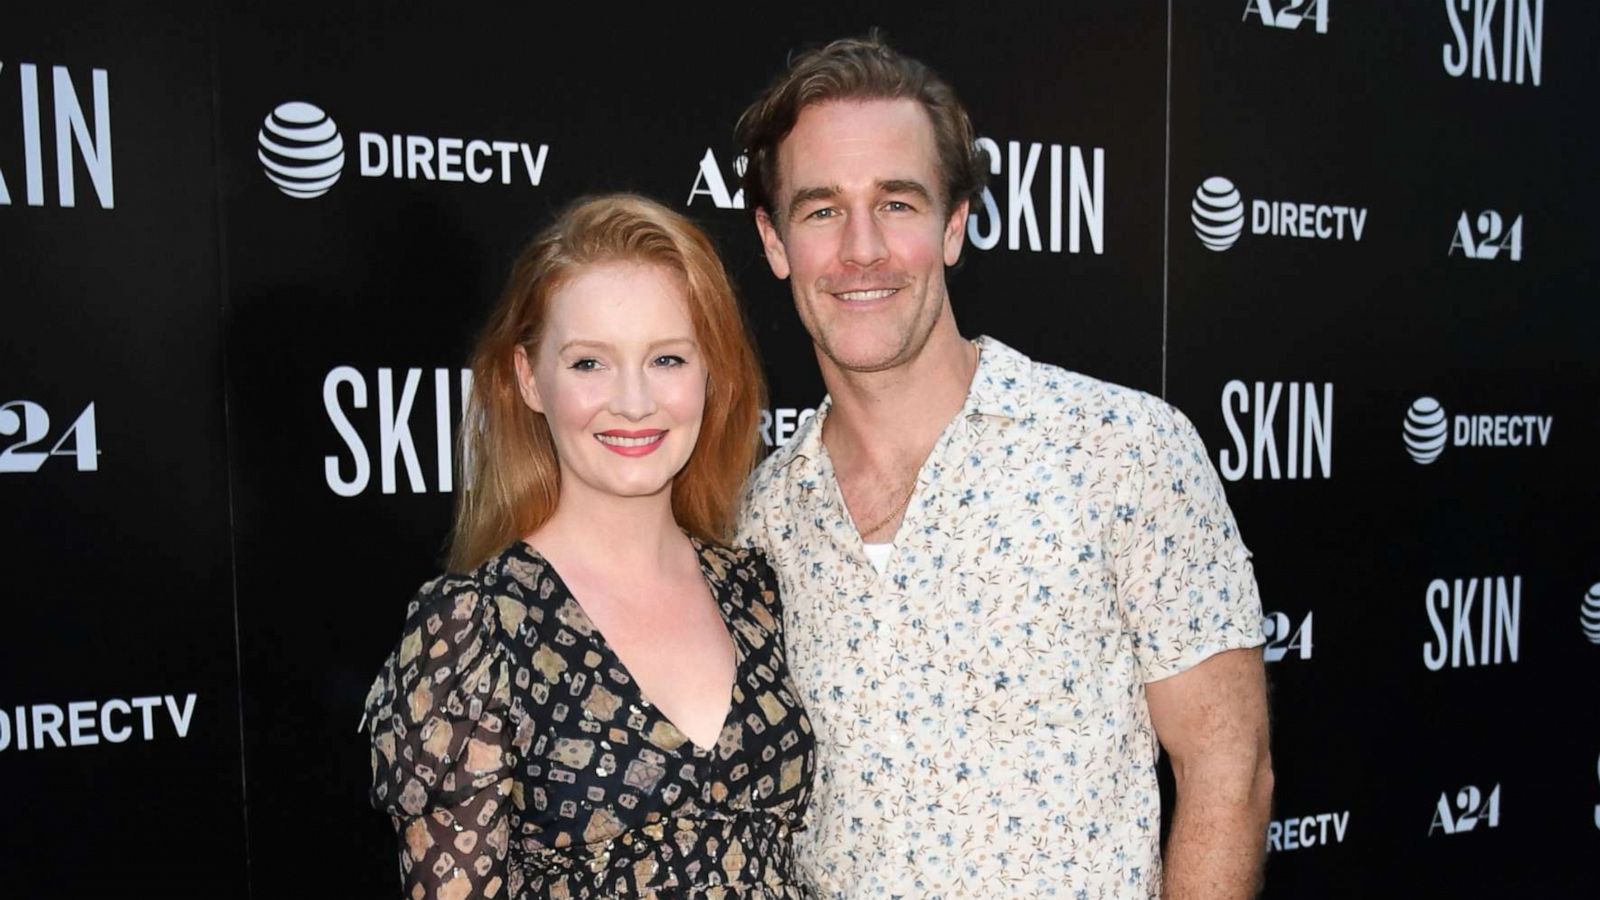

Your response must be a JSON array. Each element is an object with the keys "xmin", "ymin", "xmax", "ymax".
[
  {"xmin": 884, "ymin": 200, "xmax": 913, "ymax": 212},
  {"xmin": 569, "ymin": 358, "xmax": 601, "ymax": 371},
  {"xmin": 653, "ymin": 355, "xmax": 687, "ymax": 368},
  {"xmin": 806, "ymin": 207, "xmax": 838, "ymax": 220}
]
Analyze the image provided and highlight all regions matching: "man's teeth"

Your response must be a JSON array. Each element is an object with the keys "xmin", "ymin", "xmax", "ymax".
[
  {"xmin": 596, "ymin": 433, "xmax": 663, "ymax": 447},
  {"xmin": 836, "ymin": 288, "xmax": 897, "ymax": 301}
]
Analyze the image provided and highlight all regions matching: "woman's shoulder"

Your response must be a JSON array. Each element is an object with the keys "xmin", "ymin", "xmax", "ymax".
[
  {"xmin": 695, "ymin": 537, "xmax": 782, "ymax": 622},
  {"xmin": 390, "ymin": 541, "xmax": 568, "ymax": 655},
  {"xmin": 366, "ymin": 552, "xmax": 524, "ymax": 818}
]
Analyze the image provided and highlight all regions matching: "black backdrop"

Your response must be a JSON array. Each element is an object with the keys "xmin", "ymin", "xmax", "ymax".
[{"xmin": 3, "ymin": 2, "xmax": 1597, "ymax": 896}]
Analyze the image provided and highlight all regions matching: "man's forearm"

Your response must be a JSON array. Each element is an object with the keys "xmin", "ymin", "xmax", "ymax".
[{"xmin": 1162, "ymin": 759, "xmax": 1274, "ymax": 899}]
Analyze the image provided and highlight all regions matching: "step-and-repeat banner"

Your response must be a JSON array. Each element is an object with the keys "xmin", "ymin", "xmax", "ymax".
[{"xmin": 4, "ymin": 2, "xmax": 1596, "ymax": 896}]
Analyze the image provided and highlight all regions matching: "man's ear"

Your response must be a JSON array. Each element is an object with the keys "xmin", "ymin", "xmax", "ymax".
[
  {"xmin": 943, "ymin": 197, "xmax": 970, "ymax": 266},
  {"xmin": 513, "ymin": 345, "xmax": 543, "ymax": 414},
  {"xmin": 754, "ymin": 206, "xmax": 792, "ymax": 280}
]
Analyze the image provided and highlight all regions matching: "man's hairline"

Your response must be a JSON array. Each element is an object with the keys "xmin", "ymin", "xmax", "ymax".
[{"xmin": 757, "ymin": 95, "xmax": 961, "ymax": 232}]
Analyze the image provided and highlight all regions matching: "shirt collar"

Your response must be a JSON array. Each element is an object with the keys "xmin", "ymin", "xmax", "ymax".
[
  {"xmin": 964, "ymin": 335, "xmax": 1031, "ymax": 421},
  {"xmin": 786, "ymin": 334, "xmax": 1029, "ymax": 479}
]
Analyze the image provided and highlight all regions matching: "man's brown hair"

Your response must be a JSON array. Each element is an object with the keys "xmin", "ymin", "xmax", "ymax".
[{"xmin": 734, "ymin": 32, "xmax": 988, "ymax": 221}]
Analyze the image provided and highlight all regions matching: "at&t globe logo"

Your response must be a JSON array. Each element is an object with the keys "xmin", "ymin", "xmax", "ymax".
[
  {"xmin": 1582, "ymin": 583, "xmax": 1600, "ymax": 645},
  {"xmin": 1404, "ymin": 397, "xmax": 1449, "ymax": 465},
  {"xmin": 1192, "ymin": 176, "xmax": 1245, "ymax": 252},
  {"xmin": 257, "ymin": 101, "xmax": 345, "ymax": 199}
]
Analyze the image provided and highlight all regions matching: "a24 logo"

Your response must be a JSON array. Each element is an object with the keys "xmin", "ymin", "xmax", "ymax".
[
  {"xmin": 1450, "ymin": 210, "xmax": 1523, "ymax": 261},
  {"xmin": 0, "ymin": 401, "xmax": 99, "ymax": 472},
  {"xmin": 1243, "ymin": 0, "xmax": 1329, "ymax": 34},
  {"xmin": 1430, "ymin": 783, "xmax": 1501, "ymax": 835}
]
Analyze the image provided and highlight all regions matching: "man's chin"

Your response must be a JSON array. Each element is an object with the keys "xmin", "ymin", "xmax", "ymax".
[{"xmin": 818, "ymin": 337, "xmax": 911, "ymax": 375}]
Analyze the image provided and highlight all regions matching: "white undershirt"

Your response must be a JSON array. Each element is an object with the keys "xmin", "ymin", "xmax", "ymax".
[{"xmin": 863, "ymin": 542, "xmax": 893, "ymax": 574}]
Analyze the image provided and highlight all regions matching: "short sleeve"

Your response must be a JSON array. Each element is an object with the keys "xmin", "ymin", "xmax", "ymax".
[
  {"xmin": 1112, "ymin": 399, "xmax": 1265, "ymax": 683},
  {"xmin": 362, "ymin": 574, "xmax": 517, "ymax": 895}
]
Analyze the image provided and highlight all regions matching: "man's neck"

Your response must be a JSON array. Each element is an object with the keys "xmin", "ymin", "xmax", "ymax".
[{"xmin": 818, "ymin": 315, "xmax": 977, "ymax": 473}]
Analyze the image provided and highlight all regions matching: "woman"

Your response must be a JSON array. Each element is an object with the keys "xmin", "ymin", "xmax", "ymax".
[{"xmin": 362, "ymin": 195, "xmax": 814, "ymax": 898}]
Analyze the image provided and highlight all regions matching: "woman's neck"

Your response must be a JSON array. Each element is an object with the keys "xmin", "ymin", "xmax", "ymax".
[{"xmin": 526, "ymin": 482, "xmax": 688, "ymax": 578}]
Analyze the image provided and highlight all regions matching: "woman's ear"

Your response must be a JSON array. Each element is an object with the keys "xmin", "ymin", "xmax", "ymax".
[{"xmin": 513, "ymin": 345, "xmax": 544, "ymax": 413}]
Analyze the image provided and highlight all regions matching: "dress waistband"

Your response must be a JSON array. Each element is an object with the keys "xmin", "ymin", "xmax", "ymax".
[{"xmin": 517, "ymin": 811, "xmax": 801, "ymax": 897}]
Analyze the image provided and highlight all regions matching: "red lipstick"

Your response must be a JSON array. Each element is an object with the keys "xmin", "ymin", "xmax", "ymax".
[{"xmin": 595, "ymin": 429, "xmax": 667, "ymax": 457}]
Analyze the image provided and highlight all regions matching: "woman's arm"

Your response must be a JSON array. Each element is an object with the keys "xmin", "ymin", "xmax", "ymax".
[
  {"xmin": 393, "ymin": 776, "xmax": 513, "ymax": 899},
  {"xmin": 365, "ymin": 572, "xmax": 519, "ymax": 898}
]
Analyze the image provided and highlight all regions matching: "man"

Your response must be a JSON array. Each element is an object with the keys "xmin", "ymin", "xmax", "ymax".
[{"xmin": 733, "ymin": 35, "xmax": 1273, "ymax": 899}]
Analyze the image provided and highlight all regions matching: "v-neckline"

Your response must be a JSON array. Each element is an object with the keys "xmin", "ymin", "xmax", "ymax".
[
  {"xmin": 515, "ymin": 536, "xmax": 743, "ymax": 758},
  {"xmin": 805, "ymin": 338, "xmax": 985, "ymax": 566}
]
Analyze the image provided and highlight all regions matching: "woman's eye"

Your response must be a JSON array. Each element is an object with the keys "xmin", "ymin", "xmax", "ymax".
[
  {"xmin": 653, "ymin": 355, "xmax": 687, "ymax": 368},
  {"xmin": 569, "ymin": 358, "xmax": 601, "ymax": 372}
]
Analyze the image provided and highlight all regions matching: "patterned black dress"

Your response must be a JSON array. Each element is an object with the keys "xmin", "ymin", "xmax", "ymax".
[{"xmin": 363, "ymin": 539, "xmax": 815, "ymax": 898}]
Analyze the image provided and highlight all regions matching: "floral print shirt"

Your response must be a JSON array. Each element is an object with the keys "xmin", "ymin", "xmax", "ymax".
[
  {"xmin": 363, "ymin": 539, "xmax": 816, "ymax": 898},
  {"xmin": 737, "ymin": 337, "xmax": 1263, "ymax": 898}
]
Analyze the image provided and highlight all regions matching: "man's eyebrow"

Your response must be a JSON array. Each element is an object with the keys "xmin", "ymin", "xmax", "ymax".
[
  {"xmin": 786, "ymin": 180, "xmax": 934, "ymax": 217},
  {"xmin": 787, "ymin": 184, "xmax": 839, "ymax": 214},
  {"xmin": 879, "ymin": 179, "xmax": 932, "ymax": 200}
]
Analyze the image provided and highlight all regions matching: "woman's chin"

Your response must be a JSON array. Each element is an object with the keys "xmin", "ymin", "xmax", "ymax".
[{"xmin": 598, "ymin": 475, "xmax": 676, "ymax": 502}]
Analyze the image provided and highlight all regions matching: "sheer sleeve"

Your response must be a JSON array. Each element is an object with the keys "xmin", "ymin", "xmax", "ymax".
[{"xmin": 363, "ymin": 573, "xmax": 517, "ymax": 898}]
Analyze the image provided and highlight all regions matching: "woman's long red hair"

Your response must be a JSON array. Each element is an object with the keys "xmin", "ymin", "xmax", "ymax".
[{"xmin": 448, "ymin": 194, "xmax": 766, "ymax": 572}]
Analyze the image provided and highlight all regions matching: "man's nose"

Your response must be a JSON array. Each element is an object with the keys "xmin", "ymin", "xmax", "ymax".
[{"xmin": 839, "ymin": 207, "xmax": 889, "ymax": 268}]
